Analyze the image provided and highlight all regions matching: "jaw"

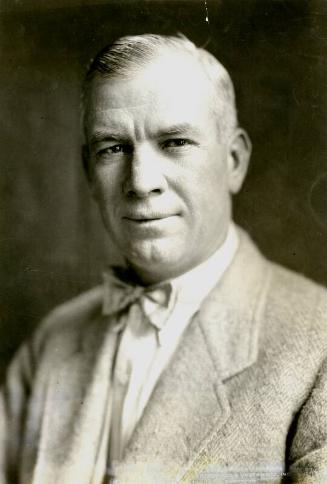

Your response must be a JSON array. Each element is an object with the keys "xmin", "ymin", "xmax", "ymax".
[
  {"xmin": 118, "ymin": 236, "xmax": 185, "ymax": 285},
  {"xmin": 117, "ymin": 236, "xmax": 207, "ymax": 285},
  {"xmin": 124, "ymin": 237, "xmax": 174, "ymax": 271}
]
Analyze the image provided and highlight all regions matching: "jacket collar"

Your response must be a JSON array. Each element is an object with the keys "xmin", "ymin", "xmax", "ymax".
[{"xmin": 198, "ymin": 227, "xmax": 272, "ymax": 381}]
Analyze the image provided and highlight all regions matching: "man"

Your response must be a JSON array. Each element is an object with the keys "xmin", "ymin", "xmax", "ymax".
[{"xmin": 1, "ymin": 34, "xmax": 327, "ymax": 484}]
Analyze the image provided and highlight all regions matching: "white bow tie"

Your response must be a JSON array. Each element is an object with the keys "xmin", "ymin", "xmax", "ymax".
[{"xmin": 102, "ymin": 267, "xmax": 175, "ymax": 332}]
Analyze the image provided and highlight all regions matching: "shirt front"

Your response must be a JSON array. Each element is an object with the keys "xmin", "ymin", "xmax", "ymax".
[{"xmin": 92, "ymin": 223, "xmax": 239, "ymax": 483}]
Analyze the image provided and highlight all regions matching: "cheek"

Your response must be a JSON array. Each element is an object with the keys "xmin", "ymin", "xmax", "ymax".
[
  {"xmin": 92, "ymin": 168, "xmax": 119, "ymax": 204},
  {"xmin": 188, "ymin": 169, "xmax": 230, "ymax": 229},
  {"xmin": 91, "ymin": 177, "xmax": 122, "ymax": 236},
  {"xmin": 182, "ymin": 156, "xmax": 227, "ymax": 204}
]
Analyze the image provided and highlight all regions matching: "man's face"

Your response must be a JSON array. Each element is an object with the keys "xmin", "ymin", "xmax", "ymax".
[{"xmin": 84, "ymin": 53, "xmax": 248, "ymax": 284}]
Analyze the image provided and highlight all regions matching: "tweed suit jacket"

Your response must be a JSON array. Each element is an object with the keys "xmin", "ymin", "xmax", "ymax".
[{"xmin": 1, "ymin": 228, "xmax": 327, "ymax": 483}]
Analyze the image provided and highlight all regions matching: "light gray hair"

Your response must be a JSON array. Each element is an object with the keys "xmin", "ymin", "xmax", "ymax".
[{"xmin": 82, "ymin": 33, "xmax": 238, "ymax": 136}]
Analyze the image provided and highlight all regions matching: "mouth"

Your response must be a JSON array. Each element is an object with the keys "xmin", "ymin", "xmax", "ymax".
[
  {"xmin": 123, "ymin": 213, "xmax": 177, "ymax": 223},
  {"xmin": 125, "ymin": 217, "xmax": 166, "ymax": 223},
  {"xmin": 122, "ymin": 214, "xmax": 179, "ymax": 228}
]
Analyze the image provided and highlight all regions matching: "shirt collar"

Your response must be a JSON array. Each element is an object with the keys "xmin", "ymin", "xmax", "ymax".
[
  {"xmin": 102, "ymin": 223, "xmax": 238, "ymax": 318},
  {"xmin": 170, "ymin": 222, "xmax": 239, "ymax": 306}
]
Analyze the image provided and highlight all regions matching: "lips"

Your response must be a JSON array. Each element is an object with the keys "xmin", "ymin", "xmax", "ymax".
[
  {"xmin": 121, "ymin": 212, "xmax": 180, "ymax": 238},
  {"xmin": 123, "ymin": 213, "xmax": 175, "ymax": 222},
  {"xmin": 124, "ymin": 216, "xmax": 166, "ymax": 222},
  {"xmin": 122, "ymin": 214, "xmax": 180, "ymax": 233}
]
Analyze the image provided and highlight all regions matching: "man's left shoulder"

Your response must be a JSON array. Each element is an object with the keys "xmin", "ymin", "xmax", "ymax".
[
  {"xmin": 237, "ymin": 228, "xmax": 327, "ymax": 356},
  {"xmin": 268, "ymin": 260, "xmax": 327, "ymax": 323},
  {"xmin": 262, "ymin": 258, "xmax": 327, "ymax": 360},
  {"xmin": 238, "ymin": 228, "xmax": 327, "ymax": 328}
]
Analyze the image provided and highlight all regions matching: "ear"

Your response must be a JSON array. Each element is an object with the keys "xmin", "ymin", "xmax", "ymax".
[{"xmin": 226, "ymin": 128, "xmax": 252, "ymax": 194}]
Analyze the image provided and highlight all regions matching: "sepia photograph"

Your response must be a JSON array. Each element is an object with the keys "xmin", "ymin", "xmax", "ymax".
[{"xmin": 0, "ymin": 0, "xmax": 327, "ymax": 482}]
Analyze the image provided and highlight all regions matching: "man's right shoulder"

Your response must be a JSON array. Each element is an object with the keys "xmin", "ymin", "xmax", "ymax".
[
  {"xmin": 43, "ymin": 285, "xmax": 104, "ymax": 329},
  {"xmin": 30, "ymin": 285, "xmax": 106, "ymax": 363}
]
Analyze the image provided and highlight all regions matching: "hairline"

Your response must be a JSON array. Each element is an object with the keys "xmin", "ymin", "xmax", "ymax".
[{"xmin": 81, "ymin": 35, "xmax": 238, "ymax": 140}]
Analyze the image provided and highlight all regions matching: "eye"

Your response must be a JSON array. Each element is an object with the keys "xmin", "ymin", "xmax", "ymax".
[
  {"xmin": 162, "ymin": 138, "xmax": 191, "ymax": 149},
  {"xmin": 96, "ymin": 144, "xmax": 133, "ymax": 158}
]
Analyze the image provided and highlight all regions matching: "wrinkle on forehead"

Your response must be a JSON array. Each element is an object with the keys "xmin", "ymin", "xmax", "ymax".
[
  {"xmin": 89, "ymin": 102, "xmax": 151, "ymax": 112},
  {"xmin": 88, "ymin": 98, "xmax": 212, "ymax": 142},
  {"xmin": 84, "ymin": 51, "xmax": 219, "ymax": 142},
  {"xmin": 87, "ymin": 51, "xmax": 215, "ymax": 109}
]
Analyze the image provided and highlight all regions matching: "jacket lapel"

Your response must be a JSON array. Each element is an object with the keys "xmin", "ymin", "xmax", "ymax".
[
  {"xmin": 115, "ymin": 313, "xmax": 230, "ymax": 482},
  {"xmin": 32, "ymin": 315, "xmax": 118, "ymax": 484},
  {"xmin": 197, "ymin": 229, "xmax": 272, "ymax": 381},
  {"xmin": 116, "ymin": 230, "xmax": 271, "ymax": 482},
  {"xmin": 180, "ymin": 230, "xmax": 272, "ymax": 481}
]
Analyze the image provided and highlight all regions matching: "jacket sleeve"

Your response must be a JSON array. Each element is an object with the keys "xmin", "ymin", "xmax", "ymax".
[
  {"xmin": 0, "ymin": 288, "xmax": 103, "ymax": 484},
  {"xmin": 287, "ymin": 355, "xmax": 327, "ymax": 483},
  {"xmin": 0, "ymin": 342, "xmax": 35, "ymax": 484}
]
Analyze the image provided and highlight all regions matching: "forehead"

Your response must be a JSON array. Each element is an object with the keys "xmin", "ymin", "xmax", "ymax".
[{"xmin": 84, "ymin": 52, "xmax": 217, "ymax": 134}]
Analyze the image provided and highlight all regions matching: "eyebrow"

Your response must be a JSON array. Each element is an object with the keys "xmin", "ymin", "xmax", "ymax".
[
  {"xmin": 153, "ymin": 123, "xmax": 201, "ymax": 138},
  {"xmin": 89, "ymin": 123, "xmax": 201, "ymax": 147},
  {"xmin": 89, "ymin": 129, "xmax": 128, "ymax": 147}
]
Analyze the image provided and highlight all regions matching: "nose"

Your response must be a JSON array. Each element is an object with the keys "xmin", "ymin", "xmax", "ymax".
[{"xmin": 123, "ymin": 147, "xmax": 167, "ymax": 198}]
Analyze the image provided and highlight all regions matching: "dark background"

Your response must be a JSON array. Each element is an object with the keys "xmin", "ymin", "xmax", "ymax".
[{"xmin": 1, "ymin": 0, "xmax": 326, "ymax": 381}]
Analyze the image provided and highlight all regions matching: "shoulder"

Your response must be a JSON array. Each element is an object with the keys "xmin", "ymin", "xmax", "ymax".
[
  {"xmin": 41, "ymin": 284, "xmax": 104, "ymax": 331},
  {"xmin": 237, "ymin": 236, "xmax": 327, "ymax": 373},
  {"xmin": 266, "ymin": 260, "xmax": 327, "ymax": 345},
  {"xmin": 265, "ymin": 252, "xmax": 327, "ymax": 327},
  {"xmin": 30, "ymin": 284, "xmax": 105, "ymax": 365},
  {"xmin": 268, "ymin": 260, "xmax": 327, "ymax": 309},
  {"xmin": 236, "ymin": 226, "xmax": 327, "ymax": 352},
  {"xmin": 237, "ymin": 226, "xmax": 327, "ymax": 318}
]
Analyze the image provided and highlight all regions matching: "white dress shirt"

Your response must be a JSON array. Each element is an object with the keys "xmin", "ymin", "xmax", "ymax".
[{"xmin": 92, "ymin": 223, "xmax": 239, "ymax": 483}]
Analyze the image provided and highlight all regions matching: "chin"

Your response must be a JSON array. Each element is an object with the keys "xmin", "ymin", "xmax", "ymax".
[
  {"xmin": 123, "ymin": 238, "xmax": 183, "ymax": 282},
  {"xmin": 126, "ymin": 238, "xmax": 172, "ymax": 265}
]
